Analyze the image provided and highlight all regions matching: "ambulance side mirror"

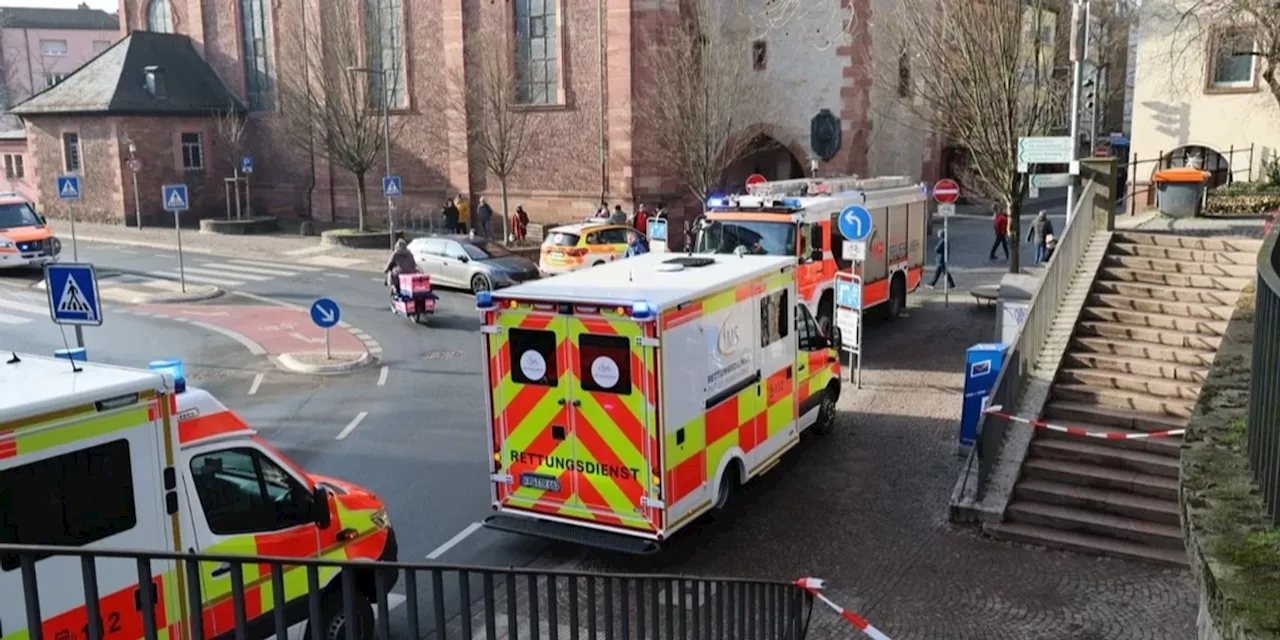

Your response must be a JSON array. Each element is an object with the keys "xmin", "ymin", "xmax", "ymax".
[
  {"xmin": 809, "ymin": 248, "xmax": 823, "ymax": 262},
  {"xmin": 313, "ymin": 486, "xmax": 333, "ymax": 529}
]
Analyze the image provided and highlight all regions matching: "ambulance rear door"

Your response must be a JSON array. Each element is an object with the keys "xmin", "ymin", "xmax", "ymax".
[{"xmin": 0, "ymin": 397, "xmax": 176, "ymax": 640}]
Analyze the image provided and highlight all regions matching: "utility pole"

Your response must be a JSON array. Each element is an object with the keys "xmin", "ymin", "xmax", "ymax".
[{"xmin": 1066, "ymin": 0, "xmax": 1091, "ymax": 223}]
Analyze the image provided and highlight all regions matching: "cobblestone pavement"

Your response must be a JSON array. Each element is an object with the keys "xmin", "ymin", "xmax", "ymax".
[{"xmin": 530, "ymin": 297, "xmax": 1196, "ymax": 639}]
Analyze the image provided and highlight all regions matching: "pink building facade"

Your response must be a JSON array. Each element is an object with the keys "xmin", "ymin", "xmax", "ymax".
[{"xmin": 0, "ymin": 5, "xmax": 120, "ymax": 115}]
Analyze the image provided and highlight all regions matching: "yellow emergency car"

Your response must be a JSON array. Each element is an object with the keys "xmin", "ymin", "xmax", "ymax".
[
  {"xmin": 538, "ymin": 222, "xmax": 642, "ymax": 275},
  {"xmin": 477, "ymin": 252, "xmax": 843, "ymax": 553}
]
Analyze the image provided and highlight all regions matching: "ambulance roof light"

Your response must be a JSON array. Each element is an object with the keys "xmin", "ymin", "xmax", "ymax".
[
  {"xmin": 476, "ymin": 290, "xmax": 494, "ymax": 310},
  {"xmin": 149, "ymin": 359, "xmax": 186, "ymax": 394},
  {"xmin": 631, "ymin": 301, "xmax": 655, "ymax": 320}
]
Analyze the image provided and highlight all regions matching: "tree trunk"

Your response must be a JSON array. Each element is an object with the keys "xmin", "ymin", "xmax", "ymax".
[
  {"xmin": 355, "ymin": 171, "xmax": 368, "ymax": 232},
  {"xmin": 500, "ymin": 178, "xmax": 511, "ymax": 244},
  {"xmin": 1007, "ymin": 172, "xmax": 1024, "ymax": 274}
]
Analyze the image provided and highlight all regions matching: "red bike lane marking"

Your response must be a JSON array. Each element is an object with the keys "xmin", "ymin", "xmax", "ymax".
[{"xmin": 136, "ymin": 305, "xmax": 368, "ymax": 355}]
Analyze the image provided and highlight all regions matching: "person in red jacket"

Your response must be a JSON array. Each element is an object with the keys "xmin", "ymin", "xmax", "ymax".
[
  {"xmin": 989, "ymin": 206, "xmax": 1010, "ymax": 261},
  {"xmin": 633, "ymin": 204, "xmax": 649, "ymax": 237}
]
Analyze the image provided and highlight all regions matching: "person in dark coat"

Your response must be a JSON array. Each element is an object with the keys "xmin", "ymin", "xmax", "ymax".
[
  {"xmin": 442, "ymin": 198, "xmax": 459, "ymax": 233},
  {"xmin": 929, "ymin": 229, "xmax": 956, "ymax": 289},
  {"xmin": 384, "ymin": 239, "xmax": 418, "ymax": 297},
  {"xmin": 1027, "ymin": 210, "xmax": 1055, "ymax": 264},
  {"xmin": 475, "ymin": 198, "xmax": 494, "ymax": 239},
  {"xmin": 512, "ymin": 205, "xmax": 530, "ymax": 242}
]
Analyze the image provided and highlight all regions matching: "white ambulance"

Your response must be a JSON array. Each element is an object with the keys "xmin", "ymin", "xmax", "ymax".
[
  {"xmin": 477, "ymin": 253, "xmax": 844, "ymax": 552},
  {"xmin": 678, "ymin": 175, "xmax": 930, "ymax": 333},
  {"xmin": 0, "ymin": 353, "xmax": 397, "ymax": 640}
]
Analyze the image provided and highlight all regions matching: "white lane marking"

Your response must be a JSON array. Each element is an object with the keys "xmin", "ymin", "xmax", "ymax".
[
  {"xmin": 145, "ymin": 270, "xmax": 244, "ymax": 287},
  {"xmin": 329, "ymin": 273, "xmax": 350, "ymax": 278},
  {"xmin": 282, "ymin": 245, "xmax": 331, "ymax": 256},
  {"xmin": 185, "ymin": 320, "xmax": 268, "ymax": 355},
  {"xmin": 0, "ymin": 311, "xmax": 32, "ymax": 325},
  {"xmin": 119, "ymin": 249, "xmax": 138, "ymax": 254},
  {"xmin": 336, "ymin": 411, "xmax": 369, "ymax": 440},
  {"xmin": 248, "ymin": 373, "xmax": 265, "ymax": 396},
  {"xmin": 377, "ymin": 366, "xmax": 388, "ymax": 386},
  {"xmin": 425, "ymin": 522, "xmax": 483, "ymax": 560},
  {"xmin": 227, "ymin": 258, "xmax": 322, "ymax": 271},
  {"xmin": 180, "ymin": 266, "xmax": 272, "ymax": 281},
  {"xmin": 298, "ymin": 255, "xmax": 367, "ymax": 268},
  {"xmin": 0, "ymin": 299, "xmax": 48, "ymax": 315},
  {"xmin": 199, "ymin": 262, "xmax": 299, "ymax": 277}
]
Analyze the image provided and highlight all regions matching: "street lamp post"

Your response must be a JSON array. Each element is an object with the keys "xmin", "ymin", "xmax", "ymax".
[{"xmin": 347, "ymin": 66, "xmax": 395, "ymax": 249}]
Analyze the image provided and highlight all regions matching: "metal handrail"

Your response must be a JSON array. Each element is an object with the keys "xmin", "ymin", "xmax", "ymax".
[
  {"xmin": 1, "ymin": 542, "xmax": 813, "ymax": 640},
  {"xmin": 970, "ymin": 179, "xmax": 1100, "ymax": 498},
  {"xmin": 1248, "ymin": 212, "xmax": 1280, "ymax": 524}
]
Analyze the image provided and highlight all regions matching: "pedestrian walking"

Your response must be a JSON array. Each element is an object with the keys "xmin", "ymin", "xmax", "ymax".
[
  {"xmin": 456, "ymin": 194, "xmax": 471, "ymax": 233},
  {"xmin": 1043, "ymin": 234, "xmax": 1058, "ymax": 262},
  {"xmin": 609, "ymin": 204, "xmax": 627, "ymax": 225},
  {"xmin": 928, "ymin": 229, "xmax": 956, "ymax": 289},
  {"xmin": 442, "ymin": 198, "xmax": 459, "ymax": 233},
  {"xmin": 475, "ymin": 197, "xmax": 494, "ymax": 239},
  {"xmin": 633, "ymin": 204, "xmax": 649, "ymax": 237},
  {"xmin": 512, "ymin": 205, "xmax": 529, "ymax": 242},
  {"xmin": 989, "ymin": 206, "xmax": 1010, "ymax": 260},
  {"xmin": 1027, "ymin": 210, "xmax": 1055, "ymax": 264}
]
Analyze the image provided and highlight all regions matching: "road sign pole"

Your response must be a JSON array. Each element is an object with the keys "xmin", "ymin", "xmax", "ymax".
[
  {"xmin": 325, "ymin": 327, "xmax": 331, "ymax": 359},
  {"xmin": 1066, "ymin": 0, "xmax": 1091, "ymax": 223},
  {"xmin": 175, "ymin": 212, "xmax": 186, "ymax": 293},
  {"xmin": 943, "ymin": 214, "xmax": 950, "ymax": 307}
]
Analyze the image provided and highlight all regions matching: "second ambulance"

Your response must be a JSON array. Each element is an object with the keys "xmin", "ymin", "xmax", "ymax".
[
  {"xmin": 479, "ymin": 252, "xmax": 842, "ymax": 552},
  {"xmin": 1, "ymin": 354, "xmax": 396, "ymax": 640}
]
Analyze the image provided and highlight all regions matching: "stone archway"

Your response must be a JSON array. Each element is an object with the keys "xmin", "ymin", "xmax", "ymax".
[{"xmin": 722, "ymin": 134, "xmax": 807, "ymax": 193}]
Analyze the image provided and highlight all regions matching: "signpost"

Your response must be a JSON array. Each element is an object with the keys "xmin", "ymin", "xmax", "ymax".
[
  {"xmin": 55, "ymin": 176, "xmax": 88, "ymax": 349},
  {"xmin": 837, "ymin": 204, "xmax": 873, "ymax": 241},
  {"xmin": 127, "ymin": 153, "xmax": 144, "ymax": 230},
  {"xmin": 1016, "ymin": 136, "xmax": 1073, "ymax": 169},
  {"xmin": 933, "ymin": 179, "xmax": 961, "ymax": 307},
  {"xmin": 841, "ymin": 240, "xmax": 866, "ymax": 262},
  {"xmin": 162, "ymin": 184, "xmax": 190, "ymax": 292},
  {"xmin": 241, "ymin": 156, "xmax": 253, "ymax": 218},
  {"xmin": 383, "ymin": 176, "xmax": 401, "ymax": 249},
  {"xmin": 835, "ymin": 272, "xmax": 863, "ymax": 388},
  {"xmin": 309, "ymin": 297, "xmax": 341, "ymax": 358}
]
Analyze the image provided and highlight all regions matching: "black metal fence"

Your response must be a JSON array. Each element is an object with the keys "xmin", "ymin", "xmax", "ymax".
[
  {"xmin": 1248, "ymin": 215, "xmax": 1280, "ymax": 525},
  {"xmin": 1124, "ymin": 144, "xmax": 1257, "ymax": 217},
  {"xmin": 2, "ymin": 543, "xmax": 813, "ymax": 640}
]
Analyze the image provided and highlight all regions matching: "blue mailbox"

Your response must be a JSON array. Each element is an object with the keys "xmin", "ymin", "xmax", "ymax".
[{"xmin": 959, "ymin": 342, "xmax": 1008, "ymax": 455}]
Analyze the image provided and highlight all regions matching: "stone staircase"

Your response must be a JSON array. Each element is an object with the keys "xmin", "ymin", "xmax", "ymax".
[{"xmin": 991, "ymin": 232, "xmax": 1260, "ymax": 566}]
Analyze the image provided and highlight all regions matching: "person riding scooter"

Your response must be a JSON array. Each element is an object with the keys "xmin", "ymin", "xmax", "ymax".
[{"xmin": 384, "ymin": 238, "xmax": 418, "ymax": 296}]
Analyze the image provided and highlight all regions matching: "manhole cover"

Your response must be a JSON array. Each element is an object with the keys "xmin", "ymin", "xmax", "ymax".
[{"xmin": 423, "ymin": 349, "xmax": 463, "ymax": 360}]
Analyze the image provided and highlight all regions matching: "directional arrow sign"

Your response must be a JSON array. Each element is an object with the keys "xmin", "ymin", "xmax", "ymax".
[
  {"xmin": 309, "ymin": 297, "xmax": 340, "ymax": 328},
  {"xmin": 837, "ymin": 205, "xmax": 873, "ymax": 241}
]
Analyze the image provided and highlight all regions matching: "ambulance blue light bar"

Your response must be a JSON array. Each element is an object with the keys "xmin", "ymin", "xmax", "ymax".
[
  {"xmin": 149, "ymin": 359, "xmax": 186, "ymax": 393},
  {"xmin": 631, "ymin": 301, "xmax": 656, "ymax": 320},
  {"xmin": 707, "ymin": 197, "xmax": 728, "ymax": 208},
  {"xmin": 476, "ymin": 290, "xmax": 494, "ymax": 309}
]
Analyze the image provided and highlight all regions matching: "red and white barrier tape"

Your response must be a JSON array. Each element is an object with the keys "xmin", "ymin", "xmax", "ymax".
[
  {"xmin": 983, "ymin": 406, "xmax": 1185, "ymax": 440},
  {"xmin": 794, "ymin": 578, "xmax": 892, "ymax": 640}
]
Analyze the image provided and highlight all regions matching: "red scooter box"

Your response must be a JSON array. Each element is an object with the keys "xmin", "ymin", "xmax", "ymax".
[
  {"xmin": 394, "ymin": 297, "xmax": 435, "ymax": 314},
  {"xmin": 399, "ymin": 273, "xmax": 433, "ymax": 294}
]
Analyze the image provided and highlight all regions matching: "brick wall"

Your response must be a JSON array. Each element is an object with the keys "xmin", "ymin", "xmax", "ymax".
[
  {"xmin": 116, "ymin": 115, "xmax": 235, "ymax": 226},
  {"xmin": 25, "ymin": 117, "xmax": 123, "ymax": 224}
]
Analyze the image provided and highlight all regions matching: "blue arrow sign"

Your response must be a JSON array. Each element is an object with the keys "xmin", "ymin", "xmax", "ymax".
[
  {"xmin": 382, "ymin": 176, "xmax": 402, "ymax": 198},
  {"xmin": 836, "ymin": 279, "xmax": 861, "ymax": 309},
  {"xmin": 310, "ymin": 297, "xmax": 341, "ymax": 329},
  {"xmin": 838, "ymin": 205, "xmax": 872, "ymax": 241},
  {"xmin": 56, "ymin": 175, "xmax": 80, "ymax": 201},
  {"xmin": 162, "ymin": 184, "xmax": 189, "ymax": 212},
  {"xmin": 45, "ymin": 263, "xmax": 102, "ymax": 326},
  {"xmin": 241, "ymin": 156, "xmax": 254, "ymax": 174}
]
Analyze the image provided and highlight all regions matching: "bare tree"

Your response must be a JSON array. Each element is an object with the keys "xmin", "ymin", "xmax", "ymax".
[
  {"xmin": 210, "ymin": 106, "xmax": 249, "ymax": 218},
  {"xmin": 746, "ymin": 0, "xmax": 859, "ymax": 51},
  {"xmin": 876, "ymin": 0, "xmax": 1068, "ymax": 273},
  {"xmin": 633, "ymin": 0, "xmax": 776, "ymax": 206},
  {"xmin": 274, "ymin": 0, "xmax": 403, "ymax": 232},
  {"xmin": 439, "ymin": 22, "xmax": 542, "ymax": 243},
  {"xmin": 1161, "ymin": 0, "xmax": 1280, "ymax": 110}
]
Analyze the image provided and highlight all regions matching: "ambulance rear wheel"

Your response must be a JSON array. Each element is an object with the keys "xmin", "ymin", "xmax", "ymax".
[
  {"xmin": 812, "ymin": 384, "xmax": 838, "ymax": 435},
  {"xmin": 312, "ymin": 589, "xmax": 375, "ymax": 640}
]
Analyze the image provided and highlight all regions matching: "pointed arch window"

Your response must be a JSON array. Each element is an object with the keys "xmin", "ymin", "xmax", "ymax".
[
  {"xmin": 240, "ymin": 0, "xmax": 274, "ymax": 110},
  {"xmin": 364, "ymin": 0, "xmax": 406, "ymax": 108},
  {"xmin": 147, "ymin": 0, "xmax": 172, "ymax": 33}
]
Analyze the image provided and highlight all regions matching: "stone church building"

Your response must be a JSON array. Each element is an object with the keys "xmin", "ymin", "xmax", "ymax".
[{"xmin": 13, "ymin": 0, "xmax": 939, "ymax": 230}]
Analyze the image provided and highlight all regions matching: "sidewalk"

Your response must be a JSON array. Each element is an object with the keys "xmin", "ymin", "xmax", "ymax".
[{"xmin": 65, "ymin": 220, "xmax": 386, "ymax": 272}]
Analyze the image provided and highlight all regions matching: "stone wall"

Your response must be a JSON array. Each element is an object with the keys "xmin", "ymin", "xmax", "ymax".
[{"xmin": 1180, "ymin": 283, "xmax": 1280, "ymax": 640}]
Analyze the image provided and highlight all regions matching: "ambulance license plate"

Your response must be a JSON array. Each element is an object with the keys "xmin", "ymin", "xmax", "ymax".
[{"xmin": 520, "ymin": 473, "xmax": 561, "ymax": 492}]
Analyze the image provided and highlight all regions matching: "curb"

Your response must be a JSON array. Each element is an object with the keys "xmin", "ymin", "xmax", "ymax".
[
  {"xmin": 131, "ymin": 286, "xmax": 224, "ymax": 304},
  {"xmin": 275, "ymin": 351, "xmax": 373, "ymax": 375},
  {"xmin": 125, "ymin": 309, "xmax": 268, "ymax": 356},
  {"xmin": 1114, "ymin": 211, "xmax": 1160, "ymax": 230},
  {"xmin": 72, "ymin": 234, "xmax": 382, "ymax": 274}
]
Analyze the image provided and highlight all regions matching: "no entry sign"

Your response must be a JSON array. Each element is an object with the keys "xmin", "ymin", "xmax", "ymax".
[
  {"xmin": 933, "ymin": 179, "xmax": 960, "ymax": 204},
  {"xmin": 746, "ymin": 173, "xmax": 767, "ymax": 189}
]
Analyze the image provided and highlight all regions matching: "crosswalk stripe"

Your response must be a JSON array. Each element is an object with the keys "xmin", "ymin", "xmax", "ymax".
[
  {"xmin": 179, "ymin": 266, "xmax": 270, "ymax": 281},
  {"xmin": 227, "ymin": 259, "xmax": 322, "ymax": 271},
  {"xmin": 197, "ymin": 262, "xmax": 295, "ymax": 277},
  {"xmin": 0, "ymin": 311, "xmax": 32, "ymax": 325},
  {"xmin": 145, "ymin": 271, "xmax": 244, "ymax": 287},
  {"xmin": 0, "ymin": 299, "xmax": 49, "ymax": 315}
]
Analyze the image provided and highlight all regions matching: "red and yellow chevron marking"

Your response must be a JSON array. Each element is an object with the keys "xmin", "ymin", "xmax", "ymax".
[
  {"xmin": 798, "ymin": 350, "xmax": 840, "ymax": 408},
  {"xmin": 488, "ymin": 307, "xmax": 660, "ymax": 532},
  {"xmin": 6, "ymin": 574, "xmax": 172, "ymax": 640}
]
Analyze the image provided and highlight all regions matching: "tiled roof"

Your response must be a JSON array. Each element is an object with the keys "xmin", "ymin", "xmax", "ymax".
[
  {"xmin": 0, "ymin": 6, "xmax": 118, "ymax": 31},
  {"xmin": 0, "ymin": 129, "xmax": 26, "ymax": 140},
  {"xmin": 10, "ymin": 31, "xmax": 246, "ymax": 117}
]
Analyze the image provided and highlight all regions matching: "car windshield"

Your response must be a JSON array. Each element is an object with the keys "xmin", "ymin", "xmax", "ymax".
[
  {"xmin": 544, "ymin": 232, "xmax": 581, "ymax": 247},
  {"xmin": 0, "ymin": 202, "xmax": 42, "ymax": 230},
  {"xmin": 463, "ymin": 240, "xmax": 514, "ymax": 260},
  {"xmin": 695, "ymin": 219, "xmax": 796, "ymax": 256}
]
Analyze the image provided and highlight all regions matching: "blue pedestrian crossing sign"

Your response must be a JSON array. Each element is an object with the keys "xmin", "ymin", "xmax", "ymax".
[
  {"xmin": 241, "ymin": 156, "xmax": 254, "ymax": 174},
  {"xmin": 837, "ymin": 205, "xmax": 873, "ymax": 241},
  {"xmin": 836, "ymin": 278, "xmax": 861, "ymax": 310},
  {"xmin": 56, "ymin": 175, "xmax": 80, "ymax": 201},
  {"xmin": 382, "ymin": 176, "xmax": 402, "ymax": 198},
  {"xmin": 162, "ymin": 184, "xmax": 189, "ymax": 212},
  {"xmin": 44, "ymin": 263, "xmax": 102, "ymax": 326}
]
